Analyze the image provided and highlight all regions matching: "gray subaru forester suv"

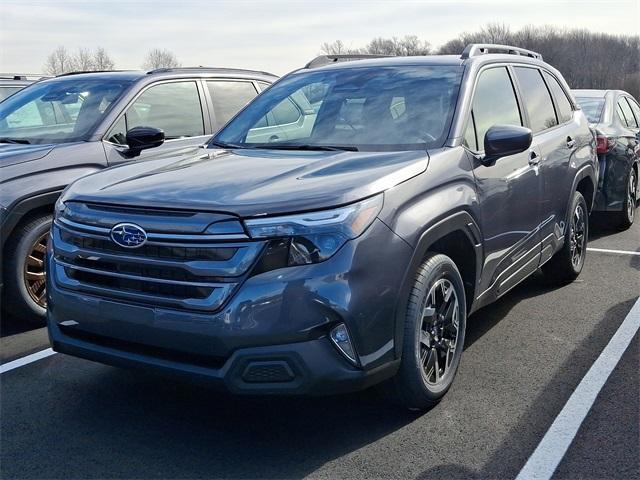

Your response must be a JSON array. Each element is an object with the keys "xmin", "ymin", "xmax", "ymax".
[
  {"xmin": 47, "ymin": 45, "xmax": 597, "ymax": 409},
  {"xmin": 0, "ymin": 67, "xmax": 276, "ymax": 324}
]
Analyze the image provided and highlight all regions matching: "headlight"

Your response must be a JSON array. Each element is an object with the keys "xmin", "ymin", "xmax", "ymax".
[
  {"xmin": 246, "ymin": 194, "xmax": 383, "ymax": 267},
  {"xmin": 54, "ymin": 197, "xmax": 66, "ymax": 218}
]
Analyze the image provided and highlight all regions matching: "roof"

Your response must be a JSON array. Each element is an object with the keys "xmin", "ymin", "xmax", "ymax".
[
  {"xmin": 298, "ymin": 55, "xmax": 465, "ymax": 72},
  {"xmin": 299, "ymin": 53, "xmax": 553, "ymax": 74},
  {"xmin": 48, "ymin": 67, "xmax": 277, "ymax": 83}
]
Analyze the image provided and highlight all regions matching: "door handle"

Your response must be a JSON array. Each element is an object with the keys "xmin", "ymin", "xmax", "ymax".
[
  {"xmin": 528, "ymin": 151, "xmax": 540, "ymax": 166},
  {"xmin": 566, "ymin": 137, "xmax": 576, "ymax": 149}
]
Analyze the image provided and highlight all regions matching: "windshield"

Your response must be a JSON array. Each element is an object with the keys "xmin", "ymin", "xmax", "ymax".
[
  {"xmin": 575, "ymin": 97, "xmax": 605, "ymax": 123},
  {"xmin": 0, "ymin": 78, "xmax": 132, "ymax": 144},
  {"xmin": 212, "ymin": 65, "xmax": 463, "ymax": 152}
]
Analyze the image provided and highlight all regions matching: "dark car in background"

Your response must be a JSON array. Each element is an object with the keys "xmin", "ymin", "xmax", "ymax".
[
  {"xmin": 0, "ymin": 74, "xmax": 48, "ymax": 101},
  {"xmin": 1, "ymin": 67, "xmax": 277, "ymax": 324},
  {"xmin": 574, "ymin": 89, "xmax": 640, "ymax": 229},
  {"xmin": 47, "ymin": 45, "xmax": 597, "ymax": 409}
]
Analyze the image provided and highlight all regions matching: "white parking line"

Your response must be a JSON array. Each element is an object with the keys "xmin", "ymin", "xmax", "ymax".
[
  {"xmin": 515, "ymin": 296, "xmax": 640, "ymax": 480},
  {"xmin": 587, "ymin": 247, "xmax": 640, "ymax": 256},
  {"xmin": 0, "ymin": 348, "xmax": 56, "ymax": 374}
]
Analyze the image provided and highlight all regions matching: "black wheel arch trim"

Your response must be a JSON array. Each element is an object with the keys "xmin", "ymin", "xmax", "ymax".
[
  {"xmin": 1, "ymin": 189, "xmax": 61, "ymax": 248},
  {"xmin": 392, "ymin": 209, "xmax": 483, "ymax": 360},
  {"xmin": 571, "ymin": 163, "xmax": 597, "ymax": 213}
]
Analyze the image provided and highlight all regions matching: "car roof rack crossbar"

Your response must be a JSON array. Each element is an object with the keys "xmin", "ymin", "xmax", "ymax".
[
  {"xmin": 304, "ymin": 54, "xmax": 391, "ymax": 69},
  {"xmin": 461, "ymin": 44, "xmax": 543, "ymax": 60}
]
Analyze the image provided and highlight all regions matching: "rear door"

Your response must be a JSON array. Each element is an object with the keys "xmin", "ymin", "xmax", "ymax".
[
  {"xmin": 512, "ymin": 66, "xmax": 582, "ymax": 263},
  {"xmin": 103, "ymin": 79, "xmax": 211, "ymax": 165},
  {"xmin": 465, "ymin": 65, "xmax": 543, "ymax": 298}
]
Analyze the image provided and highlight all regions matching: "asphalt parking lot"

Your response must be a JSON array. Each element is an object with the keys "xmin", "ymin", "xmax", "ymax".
[{"xmin": 1, "ymin": 219, "xmax": 638, "ymax": 480}]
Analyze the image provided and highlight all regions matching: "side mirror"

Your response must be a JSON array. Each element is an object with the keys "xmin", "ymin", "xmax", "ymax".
[
  {"xmin": 482, "ymin": 125, "xmax": 532, "ymax": 165},
  {"xmin": 124, "ymin": 126, "xmax": 165, "ymax": 158}
]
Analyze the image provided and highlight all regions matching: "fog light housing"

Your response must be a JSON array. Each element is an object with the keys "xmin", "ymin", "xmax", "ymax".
[{"xmin": 330, "ymin": 323, "xmax": 357, "ymax": 365}]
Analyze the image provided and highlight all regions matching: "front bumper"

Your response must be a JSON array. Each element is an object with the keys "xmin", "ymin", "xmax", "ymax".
[{"xmin": 47, "ymin": 218, "xmax": 412, "ymax": 395}]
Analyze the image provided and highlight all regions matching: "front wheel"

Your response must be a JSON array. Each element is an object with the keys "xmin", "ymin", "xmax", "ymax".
[
  {"xmin": 2, "ymin": 213, "xmax": 52, "ymax": 326},
  {"xmin": 542, "ymin": 191, "xmax": 588, "ymax": 285},
  {"xmin": 386, "ymin": 253, "xmax": 467, "ymax": 410}
]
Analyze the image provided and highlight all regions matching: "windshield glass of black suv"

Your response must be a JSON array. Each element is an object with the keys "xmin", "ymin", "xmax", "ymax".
[
  {"xmin": 212, "ymin": 66, "xmax": 462, "ymax": 152},
  {"xmin": 0, "ymin": 79, "xmax": 132, "ymax": 144}
]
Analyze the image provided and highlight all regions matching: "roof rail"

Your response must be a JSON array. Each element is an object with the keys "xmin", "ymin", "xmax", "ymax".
[
  {"xmin": 461, "ymin": 44, "xmax": 543, "ymax": 60},
  {"xmin": 304, "ymin": 54, "xmax": 391, "ymax": 69},
  {"xmin": 56, "ymin": 70, "xmax": 133, "ymax": 77},
  {"xmin": 145, "ymin": 66, "xmax": 277, "ymax": 77},
  {"xmin": 0, "ymin": 73, "xmax": 51, "ymax": 81}
]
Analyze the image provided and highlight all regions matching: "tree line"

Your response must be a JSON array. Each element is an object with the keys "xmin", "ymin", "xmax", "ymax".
[
  {"xmin": 43, "ymin": 46, "xmax": 180, "ymax": 75},
  {"xmin": 321, "ymin": 24, "xmax": 640, "ymax": 98}
]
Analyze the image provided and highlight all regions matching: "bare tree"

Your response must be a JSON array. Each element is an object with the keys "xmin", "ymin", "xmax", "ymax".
[
  {"xmin": 44, "ymin": 46, "xmax": 116, "ymax": 75},
  {"xmin": 321, "ymin": 25, "xmax": 639, "ymax": 98},
  {"xmin": 71, "ymin": 47, "xmax": 95, "ymax": 71},
  {"xmin": 142, "ymin": 49, "xmax": 181, "ymax": 70},
  {"xmin": 320, "ymin": 35, "xmax": 430, "ymax": 57},
  {"xmin": 320, "ymin": 40, "xmax": 356, "ymax": 55},
  {"xmin": 44, "ymin": 46, "xmax": 74, "ymax": 75},
  {"xmin": 92, "ymin": 47, "xmax": 115, "ymax": 70}
]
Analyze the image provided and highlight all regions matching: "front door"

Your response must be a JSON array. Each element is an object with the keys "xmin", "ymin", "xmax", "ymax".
[
  {"xmin": 463, "ymin": 66, "xmax": 542, "ymax": 299},
  {"xmin": 103, "ymin": 80, "xmax": 211, "ymax": 165}
]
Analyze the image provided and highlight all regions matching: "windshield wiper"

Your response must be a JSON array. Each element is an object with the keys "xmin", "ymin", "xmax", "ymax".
[
  {"xmin": 208, "ymin": 140, "xmax": 245, "ymax": 149},
  {"xmin": 0, "ymin": 138, "xmax": 31, "ymax": 144},
  {"xmin": 256, "ymin": 144, "xmax": 359, "ymax": 152}
]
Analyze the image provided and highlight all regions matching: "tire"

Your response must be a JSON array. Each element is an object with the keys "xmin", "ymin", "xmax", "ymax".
[
  {"xmin": 614, "ymin": 166, "xmax": 637, "ymax": 231},
  {"xmin": 385, "ymin": 253, "xmax": 467, "ymax": 410},
  {"xmin": 542, "ymin": 191, "xmax": 588, "ymax": 285},
  {"xmin": 2, "ymin": 213, "xmax": 52, "ymax": 326}
]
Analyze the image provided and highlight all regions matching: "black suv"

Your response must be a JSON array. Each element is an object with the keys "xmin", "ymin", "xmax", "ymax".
[
  {"xmin": 0, "ymin": 67, "xmax": 276, "ymax": 323},
  {"xmin": 47, "ymin": 45, "xmax": 597, "ymax": 409}
]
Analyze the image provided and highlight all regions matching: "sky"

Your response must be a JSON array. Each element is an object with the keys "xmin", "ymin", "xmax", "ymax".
[{"xmin": 1, "ymin": 0, "xmax": 638, "ymax": 76}]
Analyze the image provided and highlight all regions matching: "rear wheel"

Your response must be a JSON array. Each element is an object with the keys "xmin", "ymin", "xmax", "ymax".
[
  {"xmin": 2, "ymin": 213, "xmax": 52, "ymax": 325},
  {"xmin": 386, "ymin": 253, "xmax": 467, "ymax": 410},
  {"xmin": 542, "ymin": 191, "xmax": 588, "ymax": 285},
  {"xmin": 614, "ymin": 167, "xmax": 637, "ymax": 230}
]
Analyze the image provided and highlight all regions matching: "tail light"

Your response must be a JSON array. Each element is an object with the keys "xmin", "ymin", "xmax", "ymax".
[{"xmin": 596, "ymin": 135, "xmax": 615, "ymax": 154}]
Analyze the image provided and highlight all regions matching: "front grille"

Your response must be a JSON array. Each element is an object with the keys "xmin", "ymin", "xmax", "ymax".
[
  {"xmin": 60, "ymin": 230, "xmax": 237, "ymax": 262},
  {"xmin": 51, "ymin": 203, "xmax": 265, "ymax": 312}
]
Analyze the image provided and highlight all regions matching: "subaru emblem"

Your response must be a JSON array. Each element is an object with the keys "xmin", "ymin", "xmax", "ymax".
[{"xmin": 110, "ymin": 223, "xmax": 147, "ymax": 248}]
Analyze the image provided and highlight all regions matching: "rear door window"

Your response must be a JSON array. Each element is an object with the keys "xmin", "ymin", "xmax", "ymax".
[
  {"xmin": 626, "ymin": 97, "xmax": 640, "ymax": 127},
  {"xmin": 514, "ymin": 67, "xmax": 557, "ymax": 133},
  {"xmin": 542, "ymin": 72, "xmax": 573, "ymax": 124},
  {"xmin": 465, "ymin": 67, "xmax": 522, "ymax": 151},
  {"xmin": 618, "ymin": 97, "xmax": 638, "ymax": 128},
  {"xmin": 207, "ymin": 80, "xmax": 258, "ymax": 128}
]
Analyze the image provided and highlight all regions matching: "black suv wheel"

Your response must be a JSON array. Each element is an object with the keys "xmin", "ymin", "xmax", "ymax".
[
  {"xmin": 388, "ymin": 253, "xmax": 467, "ymax": 410},
  {"xmin": 2, "ymin": 213, "xmax": 51, "ymax": 325}
]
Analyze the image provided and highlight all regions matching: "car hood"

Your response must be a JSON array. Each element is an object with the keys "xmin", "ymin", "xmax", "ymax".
[
  {"xmin": 0, "ymin": 143, "xmax": 56, "ymax": 167},
  {"xmin": 63, "ymin": 147, "xmax": 430, "ymax": 217}
]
